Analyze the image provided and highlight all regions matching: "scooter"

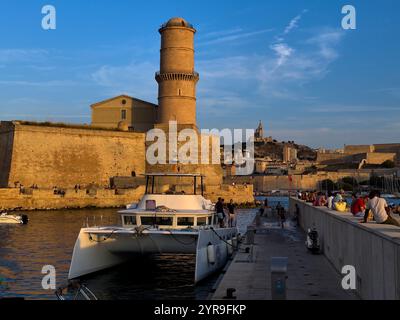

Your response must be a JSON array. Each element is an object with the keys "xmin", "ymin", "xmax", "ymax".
[{"xmin": 305, "ymin": 227, "xmax": 320, "ymax": 254}]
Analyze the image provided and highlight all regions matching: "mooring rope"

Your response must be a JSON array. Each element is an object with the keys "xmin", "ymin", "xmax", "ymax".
[
  {"xmin": 209, "ymin": 227, "xmax": 236, "ymax": 248},
  {"xmin": 88, "ymin": 229, "xmax": 118, "ymax": 242},
  {"xmin": 167, "ymin": 230, "xmax": 197, "ymax": 245}
]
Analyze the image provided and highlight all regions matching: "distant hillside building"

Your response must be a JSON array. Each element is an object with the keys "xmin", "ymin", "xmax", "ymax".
[
  {"xmin": 254, "ymin": 121, "xmax": 272, "ymax": 143},
  {"xmin": 255, "ymin": 121, "xmax": 264, "ymax": 141},
  {"xmin": 91, "ymin": 95, "xmax": 158, "ymax": 133},
  {"xmin": 317, "ymin": 143, "xmax": 398, "ymax": 167},
  {"xmin": 283, "ymin": 144, "xmax": 297, "ymax": 163}
]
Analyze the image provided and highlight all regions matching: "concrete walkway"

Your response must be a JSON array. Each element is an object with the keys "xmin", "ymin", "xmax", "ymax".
[{"xmin": 212, "ymin": 214, "xmax": 359, "ymax": 300}]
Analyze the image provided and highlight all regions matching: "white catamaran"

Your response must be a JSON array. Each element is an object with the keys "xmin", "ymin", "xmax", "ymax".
[{"xmin": 68, "ymin": 173, "xmax": 239, "ymax": 283}]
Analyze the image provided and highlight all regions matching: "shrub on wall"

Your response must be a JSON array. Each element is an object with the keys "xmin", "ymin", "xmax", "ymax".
[
  {"xmin": 382, "ymin": 160, "xmax": 395, "ymax": 168},
  {"xmin": 320, "ymin": 179, "xmax": 337, "ymax": 192},
  {"xmin": 341, "ymin": 176, "xmax": 359, "ymax": 187}
]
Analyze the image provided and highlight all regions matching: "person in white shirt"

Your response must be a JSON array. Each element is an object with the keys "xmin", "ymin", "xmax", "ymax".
[
  {"xmin": 363, "ymin": 191, "xmax": 400, "ymax": 227},
  {"xmin": 327, "ymin": 192, "xmax": 334, "ymax": 209}
]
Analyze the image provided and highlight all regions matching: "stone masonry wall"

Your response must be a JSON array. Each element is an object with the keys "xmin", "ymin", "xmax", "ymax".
[
  {"xmin": 0, "ymin": 186, "xmax": 145, "ymax": 211},
  {"xmin": 0, "ymin": 122, "xmax": 14, "ymax": 187},
  {"xmin": 224, "ymin": 171, "xmax": 372, "ymax": 192},
  {"xmin": 1, "ymin": 122, "xmax": 146, "ymax": 188}
]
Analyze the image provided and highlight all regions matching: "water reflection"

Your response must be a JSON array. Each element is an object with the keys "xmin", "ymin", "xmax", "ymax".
[{"xmin": 0, "ymin": 208, "xmax": 256, "ymax": 300}]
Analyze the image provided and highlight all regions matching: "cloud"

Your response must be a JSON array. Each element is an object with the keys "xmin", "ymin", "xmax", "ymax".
[
  {"xmin": 0, "ymin": 113, "xmax": 90, "ymax": 119},
  {"xmin": 306, "ymin": 29, "xmax": 343, "ymax": 60},
  {"xmin": 0, "ymin": 49, "xmax": 48, "ymax": 64},
  {"xmin": 198, "ymin": 28, "xmax": 273, "ymax": 46},
  {"xmin": 270, "ymin": 43, "xmax": 294, "ymax": 68},
  {"xmin": 266, "ymin": 28, "xmax": 344, "ymax": 88},
  {"xmin": 307, "ymin": 105, "xmax": 400, "ymax": 113},
  {"xmin": 258, "ymin": 10, "xmax": 344, "ymax": 92},
  {"xmin": 197, "ymin": 56, "xmax": 255, "ymax": 79},
  {"xmin": 284, "ymin": 10, "xmax": 308, "ymax": 35},
  {"xmin": 196, "ymin": 27, "xmax": 345, "ymax": 96},
  {"xmin": 200, "ymin": 27, "xmax": 244, "ymax": 39},
  {"xmin": 91, "ymin": 61, "xmax": 158, "ymax": 102},
  {"xmin": 194, "ymin": 22, "xmax": 346, "ymax": 129},
  {"xmin": 0, "ymin": 80, "xmax": 79, "ymax": 87},
  {"xmin": 375, "ymin": 87, "xmax": 400, "ymax": 99}
]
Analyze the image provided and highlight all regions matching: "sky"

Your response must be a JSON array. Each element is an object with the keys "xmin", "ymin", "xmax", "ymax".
[{"xmin": 0, "ymin": 0, "xmax": 399, "ymax": 148}]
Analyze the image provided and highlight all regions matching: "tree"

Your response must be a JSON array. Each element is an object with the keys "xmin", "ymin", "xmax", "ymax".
[
  {"xmin": 341, "ymin": 176, "xmax": 358, "ymax": 188},
  {"xmin": 320, "ymin": 179, "xmax": 336, "ymax": 192},
  {"xmin": 382, "ymin": 160, "xmax": 395, "ymax": 168}
]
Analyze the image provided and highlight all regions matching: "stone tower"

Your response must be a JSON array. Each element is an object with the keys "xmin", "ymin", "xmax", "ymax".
[
  {"xmin": 147, "ymin": 17, "xmax": 224, "ymax": 187},
  {"xmin": 156, "ymin": 17, "xmax": 199, "ymax": 126}
]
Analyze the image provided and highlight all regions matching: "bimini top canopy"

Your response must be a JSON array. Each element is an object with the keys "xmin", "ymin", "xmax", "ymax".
[
  {"xmin": 144, "ymin": 173, "xmax": 205, "ymax": 196},
  {"xmin": 143, "ymin": 173, "xmax": 205, "ymax": 177}
]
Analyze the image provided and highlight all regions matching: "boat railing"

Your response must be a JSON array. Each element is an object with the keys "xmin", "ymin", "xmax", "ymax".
[
  {"xmin": 83, "ymin": 215, "xmax": 116, "ymax": 228},
  {"xmin": 55, "ymin": 280, "xmax": 98, "ymax": 300}
]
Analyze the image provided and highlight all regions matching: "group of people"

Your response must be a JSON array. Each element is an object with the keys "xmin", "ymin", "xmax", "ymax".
[
  {"xmin": 297, "ymin": 191, "xmax": 319, "ymax": 203},
  {"xmin": 299, "ymin": 189, "xmax": 400, "ymax": 227},
  {"xmin": 260, "ymin": 198, "xmax": 286, "ymax": 228},
  {"xmin": 53, "ymin": 186, "xmax": 66, "ymax": 196},
  {"xmin": 359, "ymin": 191, "xmax": 400, "ymax": 227},
  {"xmin": 215, "ymin": 198, "xmax": 236, "ymax": 228}
]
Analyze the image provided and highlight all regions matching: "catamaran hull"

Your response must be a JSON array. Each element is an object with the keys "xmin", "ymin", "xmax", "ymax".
[
  {"xmin": 68, "ymin": 227, "xmax": 237, "ymax": 283},
  {"xmin": 195, "ymin": 228, "xmax": 237, "ymax": 283}
]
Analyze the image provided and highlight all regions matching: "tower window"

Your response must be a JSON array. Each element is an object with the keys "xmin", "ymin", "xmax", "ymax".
[
  {"xmin": 178, "ymin": 89, "xmax": 181, "ymax": 96},
  {"xmin": 121, "ymin": 110, "xmax": 127, "ymax": 120}
]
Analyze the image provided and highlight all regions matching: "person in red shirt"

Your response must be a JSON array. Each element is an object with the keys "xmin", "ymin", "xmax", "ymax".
[
  {"xmin": 313, "ymin": 192, "xmax": 327, "ymax": 207},
  {"xmin": 351, "ymin": 193, "xmax": 366, "ymax": 217}
]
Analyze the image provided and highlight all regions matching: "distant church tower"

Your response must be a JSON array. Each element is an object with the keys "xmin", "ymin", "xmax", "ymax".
[
  {"xmin": 255, "ymin": 120, "xmax": 264, "ymax": 141},
  {"xmin": 156, "ymin": 17, "xmax": 199, "ymax": 126}
]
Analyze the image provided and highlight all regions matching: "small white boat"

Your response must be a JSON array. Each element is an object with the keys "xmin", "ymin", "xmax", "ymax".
[
  {"xmin": 381, "ymin": 194, "xmax": 398, "ymax": 199},
  {"xmin": 68, "ymin": 173, "xmax": 239, "ymax": 283},
  {"xmin": 0, "ymin": 212, "xmax": 29, "ymax": 224}
]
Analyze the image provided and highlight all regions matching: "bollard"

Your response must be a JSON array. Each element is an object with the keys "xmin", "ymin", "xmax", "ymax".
[
  {"xmin": 255, "ymin": 214, "xmax": 261, "ymax": 227},
  {"xmin": 223, "ymin": 288, "xmax": 237, "ymax": 300},
  {"xmin": 245, "ymin": 227, "xmax": 256, "ymax": 245},
  {"xmin": 270, "ymin": 257, "xmax": 288, "ymax": 300}
]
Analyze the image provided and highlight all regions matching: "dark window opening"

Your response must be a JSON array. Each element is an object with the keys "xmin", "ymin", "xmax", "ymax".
[
  {"xmin": 141, "ymin": 216, "xmax": 173, "ymax": 226},
  {"xmin": 121, "ymin": 110, "xmax": 127, "ymax": 120},
  {"xmin": 197, "ymin": 217, "xmax": 208, "ymax": 226},
  {"xmin": 177, "ymin": 217, "xmax": 194, "ymax": 226},
  {"xmin": 124, "ymin": 216, "xmax": 136, "ymax": 225}
]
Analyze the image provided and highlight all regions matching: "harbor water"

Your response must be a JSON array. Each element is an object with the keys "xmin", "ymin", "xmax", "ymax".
[{"xmin": 0, "ymin": 207, "xmax": 257, "ymax": 300}]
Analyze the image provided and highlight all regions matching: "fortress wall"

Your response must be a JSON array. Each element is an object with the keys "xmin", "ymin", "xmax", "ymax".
[
  {"xmin": 374, "ymin": 144, "xmax": 400, "ymax": 164},
  {"xmin": 224, "ymin": 172, "xmax": 371, "ymax": 192},
  {"xmin": 366, "ymin": 152, "xmax": 396, "ymax": 165},
  {"xmin": 205, "ymin": 184, "xmax": 254, "ymax": 204},
  {"xmin": 316, "ymin": 153, "xmax": 348, "ymax": 164},
  {"xmin": 0, "ymin": 186, "xmax": 145, "ymax": 211},
  {"xmin": 0, "ymin": 122, "xmax": 15, "ymax": 187},
  {"xmin": 316, "ymin": 152, "xmax": 365, "ymax": 165},
  {"xmin": 4, "ymin": 123, "xmax": 146, "ymax": 189},
  {"xmin": 290, "ymin": 198, "xmax": 400, "ymax": 300},
  {"xmin": 344, "ymin": 145, "xmax": 375, "ymax": 154},
  {"xmin": 146, "ymin": 126, "xmax": 224, "ymax": 186}
]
